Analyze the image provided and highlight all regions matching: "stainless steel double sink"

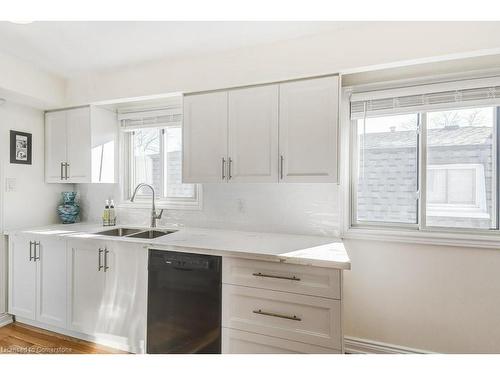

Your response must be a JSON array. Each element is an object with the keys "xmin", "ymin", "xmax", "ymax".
[{"xmin": 95, "ymin": 227, "xmax": 176, "ymax": 239}]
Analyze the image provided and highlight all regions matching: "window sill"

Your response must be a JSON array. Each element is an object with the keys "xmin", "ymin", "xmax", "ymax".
[{"xmin": 343, "ymin": 226, "xmax": 500, "ymax": 250}]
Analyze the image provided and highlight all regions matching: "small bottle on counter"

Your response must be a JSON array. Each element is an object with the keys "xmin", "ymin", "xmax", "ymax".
[
  {"xmin": 103, "ymin": 199, "xmax": 110, "ymax": 225},
  {"xmin": 109, "ymin": 199, "xmax": 116, "ymax": 225}
]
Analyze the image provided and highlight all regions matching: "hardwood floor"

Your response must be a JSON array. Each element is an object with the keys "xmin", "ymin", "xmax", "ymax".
[{"xmin": 0, "ymin": 322, "xmax": 128, "ymax": 354}]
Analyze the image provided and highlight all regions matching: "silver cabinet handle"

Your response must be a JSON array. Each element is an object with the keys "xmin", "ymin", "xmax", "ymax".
[
  {"xmin": 252, "ymin": 309, "xmax": 301, "ymax": 321},
  {"xmin": 34, "ymin": 242, "xmax": 40, "ymax": 261},
  {"xmin": 60, "ymin": 162, "xmax": 64, "ymax": 180},
  {"xmin": 228, "ymin": 157, "xmax": 232, "ymax": 180},
  {"xmin": 280, "ymin": 155, "xmax": 284, "ymax": 180},
  {"xmin": 98, "ymin": 248, "xmax": 103, "ymax": 271},
  {"xmin": 252, "ymin": 272, "xmax": 301, "ymax": 281},
  {"xmin": 221, "ymin": 157, "xmax": 226, "ymax": 180},
  {"xmin": 65, "ymin": 163, "xmax": 69, "ymax": 180},
  {"xmin": 104, "ymin": 248, "xmax": 109, "ymax": 272},
  {"xmin": 29, "ymin": 241, "xmax": 34, "ymax": 261}
]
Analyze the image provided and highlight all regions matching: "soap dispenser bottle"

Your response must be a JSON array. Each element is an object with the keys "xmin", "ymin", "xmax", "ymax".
[
  {"xmin": 103, "ymin": 199, "xmax": 110, "ymax": 226},
  {"xmin": 109, "ymin": 199, "xmax": 116, "ymax": 225}
]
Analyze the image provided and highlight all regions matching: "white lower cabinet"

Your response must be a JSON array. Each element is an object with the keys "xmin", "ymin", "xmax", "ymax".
[
  {"xmin": 8, "ymin": 234, "xmax": 37, "ymax": 320},
  {"xmin": 67, "ymin": 239, "xmax": 106, "ymax": 335},
  {"xmin": 222, "ymin": 285, "xmax": 341, "ymax": 350},
  {"xmin": 222, "ymin": 328, "xmax": 339, "ymax": 354},
  {"xmin": 9, "ymin": 234, "xmax": 344, "ymax": 355},
  {"xmin": 67, "ymin": 239, "xmax": 147, "ymax": 353},
  {"xmin": 9, "ymin": 235, "xmax": 147, "ymax": 353},
  {"xmin": 36, "ymin": 236, "xmax": 67, "ymax": 327},
  {"xmin": 222, "ymin": 257, "xmax": 343, "ymax": 354},
  {"xmin": 8, "ymin": 234, "xmax": 67, "ymax": 328},
  {"xmin": 99, "ymin": 241, "xmax": 147, "ymax": 353},
  {"xmin": 223, "ymin": 257, "xmax": 341, "ymax": 299}
]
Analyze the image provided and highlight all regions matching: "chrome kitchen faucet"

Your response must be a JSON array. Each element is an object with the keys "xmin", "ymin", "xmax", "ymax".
[{"xmin": 130, "ymin": 183, "xmax": 164, "ymax": 228}]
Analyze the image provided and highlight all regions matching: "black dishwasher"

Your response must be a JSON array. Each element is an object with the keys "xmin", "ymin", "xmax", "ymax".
[{"xmin": 147, "ymin": 250, "xmax": 222, "ymax": 354}]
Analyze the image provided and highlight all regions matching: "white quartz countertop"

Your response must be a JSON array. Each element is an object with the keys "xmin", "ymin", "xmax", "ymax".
[{"xmin": 6, "ymin": 223, "xmax": 350, "ymax": 270}]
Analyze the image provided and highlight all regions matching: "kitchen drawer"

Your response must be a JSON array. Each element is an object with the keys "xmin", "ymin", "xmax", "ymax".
[
  {"xmin": 222, "ymin": 257, "xmax": 340, "ymax": 299},
  {"xmin": 222, "ymin": 328, "xmax": 339, "ymax": 354},
  {"xmin": 222, "ymin": 284, "xmax": 341, "ymax": 350}
]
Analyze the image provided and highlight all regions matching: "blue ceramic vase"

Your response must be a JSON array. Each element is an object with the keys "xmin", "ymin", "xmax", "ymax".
[{"xmin": 57, "ymin": 192, "xmax": 80, "ymax": 224}]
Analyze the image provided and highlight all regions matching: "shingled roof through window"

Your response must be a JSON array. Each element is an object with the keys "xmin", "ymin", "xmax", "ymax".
[{"xmin": 360, "ymin": 126, "xmax": 493, "ymax": 149}]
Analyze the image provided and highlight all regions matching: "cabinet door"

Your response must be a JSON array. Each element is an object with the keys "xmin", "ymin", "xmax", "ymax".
[
  {"xmin": 100, "ymin": 242, "xmax": 148, "ymax": 353},
  {"xmin": 228, "ymin": 85, "xmax": 279, "ymax": 183},
  {"xmin": 67, "ymin": 107, "xmax": 91, "ymax": 183},
  {"xmin": 183, "ymin": 92, "xmax": 228, "ymax": 183},
  {"xmin": 36, "ymin": 237, "xmax": 67, "ymax": 328},
  {"xmin": 45, "ymin": 111, "xmax": 68, "ymax": 183},
  {"xmin": 279, "ymin": 76, "xmax": 339, "ymax": 183},
  {"xmin": 8, "ymin": 234, "xmax": 36, "ymax": 320},
  {"xmin": 67, "ymin": 239, "xmax": 106, "ymax": 335}
]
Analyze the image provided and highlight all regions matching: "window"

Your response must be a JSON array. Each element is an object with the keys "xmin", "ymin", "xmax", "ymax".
[
  {"xmin": 123, "ymin": 112, "xmax": 200, "ymax": 209},
  {"xmin": 425, "ymin": 107, "xmax": 495, "ymax": 228},
  {"xmin": 350, "ymin": 79, "xmax": 500, "ymax": 233},
  {"xmin": 356, "ymin": 114, "xmax": 419, "ymax": 224}
]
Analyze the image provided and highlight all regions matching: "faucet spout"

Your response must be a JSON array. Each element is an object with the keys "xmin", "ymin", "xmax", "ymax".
[{"xmin": 130, "ymin": 183, "xmax": 164, "ymax": 228}]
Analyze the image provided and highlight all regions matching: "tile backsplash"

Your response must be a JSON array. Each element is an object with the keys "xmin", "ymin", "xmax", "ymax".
[{"xmin": 76, "ymin": 183, "xmax": 339, "ymax": 237}]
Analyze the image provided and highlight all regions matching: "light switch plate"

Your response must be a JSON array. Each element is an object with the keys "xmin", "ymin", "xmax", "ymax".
[{"xmin": 5, "ymin": 178, "xmax": 16, "ymax": 192}]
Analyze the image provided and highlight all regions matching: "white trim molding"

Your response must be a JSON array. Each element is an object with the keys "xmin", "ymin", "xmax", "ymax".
[
  {"xmin": 344, "ymin": 336, "xmax": 436, "ymax": 354},
  {"xmin": 0, "ymin": 313, "xmax": 13, "ymax": 328},
  {"xmin": 343, "ymin": 226, "xmax": 500, "ymax": 250}
]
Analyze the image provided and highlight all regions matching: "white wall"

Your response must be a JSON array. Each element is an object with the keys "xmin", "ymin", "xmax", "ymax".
[
  {"xmin": 343, "ymin": 239, "xmax": 500, "ymax": 353},
  {"xmin": 0, "ymin": 102, "xmax": 68, "ymax": 314},
  {"xmin": 65, "ymin": 22, "xmax": 500, "ymax": 105},
  {"xmin": 76, "ymin": 183, "xmax": 339, "ymax": 237},
  {"xmin": 0, "ymin": 51, "xmax": 65, "ymax": 109},
  {"xmin": 0, "ymin": 102, "xmax": 68, "ymax": 231}
]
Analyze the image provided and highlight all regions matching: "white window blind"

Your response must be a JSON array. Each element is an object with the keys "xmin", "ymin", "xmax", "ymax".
[
  {"xmin": 350, "ymin": 76, "xmax": 500, "ymax": 120},
  {"xmin": 119, "ymin": 108, "xmax": 182, "ymax": 131}
]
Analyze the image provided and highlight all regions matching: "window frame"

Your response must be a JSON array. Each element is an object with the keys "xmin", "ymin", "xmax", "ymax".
[
  {"xmin": 343, "ymin": 84, "xmax": 500, "ymax": 245},
  {"xmin": 119, "ymin": 125, "xmax": 202, "ymax": 211}
]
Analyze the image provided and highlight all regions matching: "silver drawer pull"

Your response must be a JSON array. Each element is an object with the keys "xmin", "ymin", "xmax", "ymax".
[
  {"xmin": 252, "ymin": 272, "xmax": 301, "ymax": 281},
  {"xmin": 104, "ymin": 248, "xmax": 109, "ymax": 272},
  {"xmin": 252, "ymin": 309, "xmax": 301, "ymax": 321},
  {"xmin": 29, "ymin": 241, "xmax": 34, "ymax": 261},
  {"xmin": 34, "ymin": 241, "xmax": 40, "ymax": 261},
  {"xmin": 221, "ymin": 157, "xmax": 226, "ymax": 180},
  {"xmin": 98, "ymin": 248, "xmax": 103, "ymax": 271},
  {"xmin": 280, "ymin": 155, "xmax": 284, "ymax": 180},
  {"xmin": 228, "ymin": 157, "xmax": 232, "ymax": 180}
]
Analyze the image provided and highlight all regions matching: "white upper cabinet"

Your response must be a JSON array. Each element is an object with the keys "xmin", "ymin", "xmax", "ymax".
[
  {"xmin": 45, "ymin": 106, "xmax": 117, "ymax": 184},
  {"xmin": 66, "ymin": 107, "xmax": 92, "ymax": 183},
  {"xmin": 183, "ymin": 91, "xmax": 228, "ymax": 183},
  {"xmin": 279, "ymin": 76, "xmax": 339, "ymax": 183},
  {"xmin": 182, "ymin": 75, "xmax": 339, "ymax": 183},
  {"xmin": 45, "ymin": 110, "xmax": 68, "ymax": 182},
  {"xmin": 228, "ymin": 85, "xmax": 279, "ymax": 183}
]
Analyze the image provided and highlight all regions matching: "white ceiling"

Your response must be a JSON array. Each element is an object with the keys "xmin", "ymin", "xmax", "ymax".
[{"xmin": 0, "ymin": 21, "xmax": 348, "ymax": 78}]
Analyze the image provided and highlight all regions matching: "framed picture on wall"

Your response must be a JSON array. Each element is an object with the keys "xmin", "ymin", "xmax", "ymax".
[{"xmin": 10, "ymin": 130, "xmax": 32, "ymax": 165}]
